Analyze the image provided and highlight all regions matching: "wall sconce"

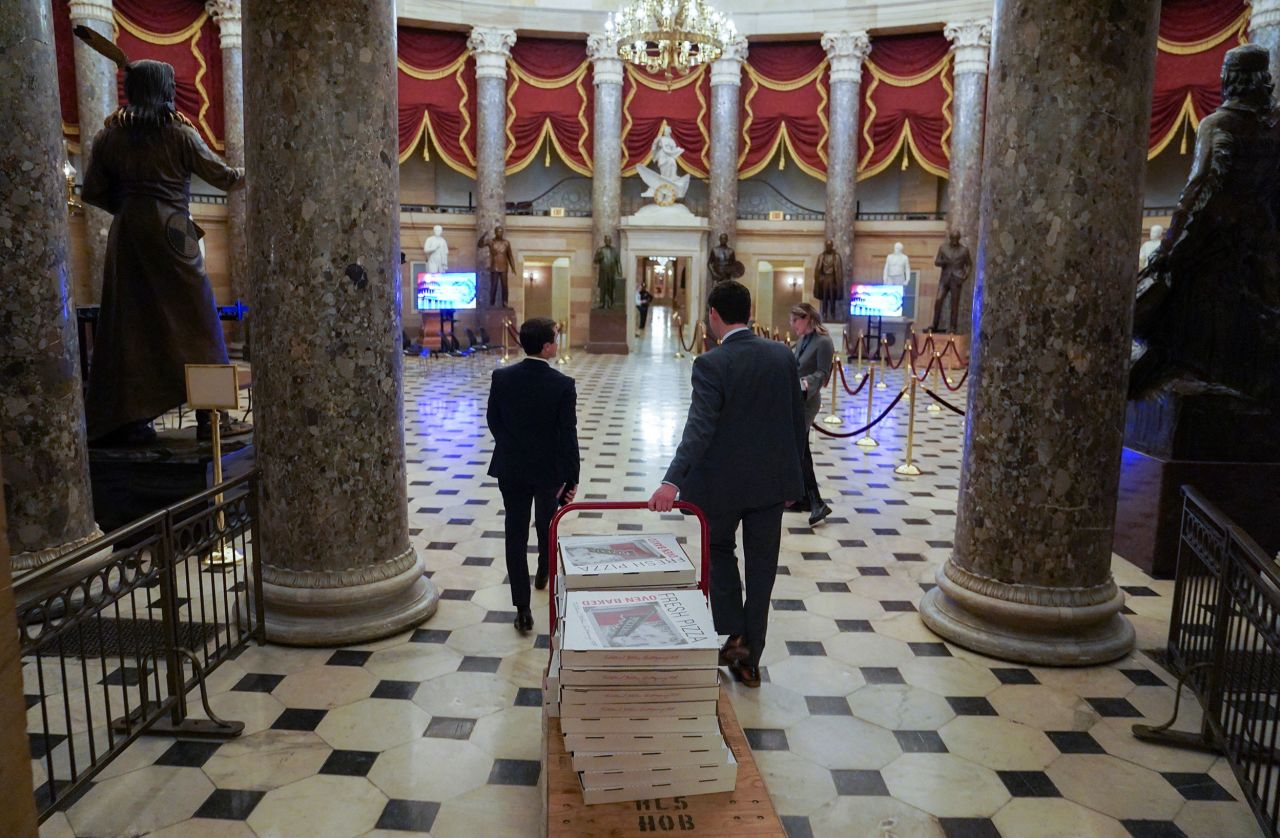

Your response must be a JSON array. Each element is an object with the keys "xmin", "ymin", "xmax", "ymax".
[{"xmin": 524, "ymin": 271, "xmax": 536, "ymax": 284}]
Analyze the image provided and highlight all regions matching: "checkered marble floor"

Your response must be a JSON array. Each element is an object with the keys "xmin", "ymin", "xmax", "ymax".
[{"xmin": 38, "ymin": 309, "xmax": 1263, "ymax": 837}]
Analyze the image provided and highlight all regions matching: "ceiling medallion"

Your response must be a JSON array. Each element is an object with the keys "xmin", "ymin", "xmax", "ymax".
[{"xmin": 606, "ymin": 0, "xmax": 737, "ymax": 76}]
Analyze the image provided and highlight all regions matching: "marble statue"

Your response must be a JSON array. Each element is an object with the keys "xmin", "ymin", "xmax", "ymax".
[
  {"xmin": 1138, "ymin": 224, "xmax": 1162, "ymax": 269},
  {"xmin": 930, "ymin": 232, "xmax": 973, "ymax": 333},
  {"xmin": 424, "ymin": 225, "xmax": 449, "ymax": 273},
  {"xmin": 636, "ymin": 125, "xmax": 691, "ymax": 204},
  {"xmin": 813, "ymin": 239, "xmax": 844, "ymax": 322},
  {"xmin": 708, "ymin": 233, "xmax": 744, "ymax": 284},
  {"xmin": 594, "ymin": 235, "xmax": 623, "ymax": 308},
  {"xmin": 485, "ymin": 225, "xmax": 516, "ymax": 308},
  {"xmin": 883, "ymin": 242, "xmax": 911, "ymax": 285},
  {"xmin": 1131, "ymin": 44, "xmax": 1280, "ymax": 409}
]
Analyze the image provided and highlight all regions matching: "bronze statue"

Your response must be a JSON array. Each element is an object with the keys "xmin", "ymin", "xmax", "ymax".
[
  {"xmin": 593, "ymin": 234, "xmax": 623, "ymax": 308},
  {"xmin": 78, "ymin": 52, "xmax": 246, "ymax": 445},
  {"xmin": 485, "ymin": 225, "xmax": 516, "ymax": 307},
  {"xmin": 708, "ymin": 233, "xmax": 744, "ymax": 284},
  {"xmin": 1131, "ymin": 44, "xmax": 1280, "ymax": 407},
  {"xmin": 813, "ymin": 239, "xmax": 844, "ymax": 322},
  {"xmin": 930, "ymin": 231, "xmax": 972, "ymax": 333}
]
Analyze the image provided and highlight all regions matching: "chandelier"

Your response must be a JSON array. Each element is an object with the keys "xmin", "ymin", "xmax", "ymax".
[{"xmin": 606, "ymin": 0, "xmax": 737, "ymax": 75}]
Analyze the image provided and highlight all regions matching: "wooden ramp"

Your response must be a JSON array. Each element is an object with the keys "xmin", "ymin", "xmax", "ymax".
[{"xmin": 544, "ymin": 687, "xmax": 784, "ymax": 837}]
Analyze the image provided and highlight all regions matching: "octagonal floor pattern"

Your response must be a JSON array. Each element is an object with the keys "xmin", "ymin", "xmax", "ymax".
[{"xmin": 38, "ymin": 313, "xmax": 1263, "ymax": 837}]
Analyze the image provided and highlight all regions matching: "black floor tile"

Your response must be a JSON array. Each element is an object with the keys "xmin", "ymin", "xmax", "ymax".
[
  {"xmin": 804, "ymin": 696, "xmax": 852, "ymax": 716},
  {"xmin": 908, "ymin": 642, "xmax": 951, "ymax": 657},
  {"xmin": 1121, "ymin": 586, "xmax": 1159, "ymax": 597},
  {"xmin": 410, "ymin": 628, "xmax": 450, "ymax": 644},
  {"xmin": 990, "ymin": 668, "xmax": 1039, "ymax": 685},
  {"xmin": 744, "ymin": 728, "xmax": 789, "ymax": 751},
  {"xmin": 831, "ymin": 769, "xmax": 889, "ymax": 796},
  {"xmin": 376, "ymin": 799, "xmax": 441, "ymax": 832},
  {"xmin": 514, "ymin": 687, "xmax": 543, "ymax": 707},
  {"xmin": 1045, "ymin": 730, "xmax": 1106, "ymax": 755},
  {"xmin": 483, "ymin": 610, "xmax": 518, "ymax": 624},
  {"xmin": 880, "ymin": 600, "xmax": 916, "ymax": 612},
  {"xmin": 997, "ymin": 770, "xmax": 1061, "ymax": 798},
  {"xmin": 232, "ymin": 673, "xmax": 286, "ymax": 693},
  {"xmin": 816, "ymin": 582, "xmax": 849, "ymax": 592},
  {"xmin": 835, "ymin": 619, "xmax": 874, "ymax": 633},
  {"xmin": 154, "ymin": 740, "xmax": 221, "ymax": 768},
  {"xmin": 319, "ymin": 749, "xmax": 379, "ymax": 777},
  {"xmin": 772, "ymin": 599, "xmax": 806, "ymax": 611},
  {"xmin": 372, "ymin": 680, "xmax": 419, "ymax": 700},
  {"xmin": 1161, "ymin": 771, "xmax": 1236, "ymax": 801},
  {"xmin": 326, "ymin": 650, "xmax": 372, "ymax": 667},
  {"xmin": 271, "ymin": 708, "xmax": 328, "ymax": 731},
  {"xmin": 458, "ymin": 656, "xmax": 502, "ymax": 673},
  {"xmin": 423, "ymin": 716, "xmax": 476, "ymax": 740},
  {"xmin": 857, "ymin": 567, "xmax": 890, "ymax": 577},
  {"xmin": 946, "ymin": 696, "xmax": 997, "ymax": 716},
  {"xmin": 1121, "ymin": 821, "xmax": 1188, "ymax": 838},
  {"xmin": 780, "ymin": 814, "xmax": 814, "ymax": 838},
  {"xmin": 488, "ymin": 758, "xmax": 541, "ymax": 786},
  {"xmin": 939, "ymin": 818, "xmax": 1003, "ymax": 838},
  {"xmin": 785, "ymin": 641, "xmax": 826, "ymax": 657},
  {"xmin": 1086, "ymin": 697, "xmax": 1143, "ymax": 718},
  {"xmin": 893, "ymin": 730, "xmax": 948, "ymax": 753},
  {"xmin": 194, "ymin": 788, "xmax": 266, "ymax": 820},
  {"xmin": 861, "ymin": 667, "xmax": 905, "ymax": 685},
  {"xmin": 1121, "ymin": 668, "xmax": 1167, "ymax": 687},
  {"xmin": 28, "ymin": 732, "xmax": 66, "ymax": 760},
  {"xmin": 440, "ymin": 589, "xmax": 475, "ymax": 601}
]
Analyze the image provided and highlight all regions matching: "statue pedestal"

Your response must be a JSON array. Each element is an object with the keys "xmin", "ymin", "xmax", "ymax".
[
  {"xmin": 1113, "ymin": 394, "xmax": 1280, "ymax": 576},
  {"xmin": 916, "ymin": 333, "xmax": 969, "ymax": 368},
  {"xmin": 585, "ymin": 308, "xmax": 629, "ymax": 355},
  {"xmin": 479, "ymin": 307, "xmax": 516, "ymax": 348}
]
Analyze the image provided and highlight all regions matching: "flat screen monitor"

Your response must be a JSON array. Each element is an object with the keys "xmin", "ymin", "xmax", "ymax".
[
  {"xmin": 849, "ymin": 284, "xmax": 905, "ymax": 317},
  {"xmin": 415, "ymin": 271, "xmax": 477, "ymax": 311}
]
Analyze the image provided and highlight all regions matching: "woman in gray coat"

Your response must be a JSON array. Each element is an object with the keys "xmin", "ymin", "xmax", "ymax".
[{"xmin": 790, "ymin": 303, "xmax": 834, "ymax": 526}]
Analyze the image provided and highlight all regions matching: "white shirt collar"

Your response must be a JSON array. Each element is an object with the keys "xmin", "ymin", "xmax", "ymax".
[
  {"xmin": 525, "ymin": 355, "xmax": 551, "ymax": 364},
  {"xmin": 721, "ymin": 326, "xmax": 750, "ymax": 340}
]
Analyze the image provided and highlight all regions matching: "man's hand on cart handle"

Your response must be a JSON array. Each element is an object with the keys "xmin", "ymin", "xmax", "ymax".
[{"xmin": 648, "ymin": 482, "xmax": 678, "ymax": 512}]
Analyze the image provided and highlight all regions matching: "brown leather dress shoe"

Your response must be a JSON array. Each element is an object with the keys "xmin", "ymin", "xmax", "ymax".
[
  {"xmin": 719, "ymin": 635, "xmax": 749, "ymax": 666},
  {"xmin": 730, "ymin": 661, "xmax": 761, "ymax": 688}
]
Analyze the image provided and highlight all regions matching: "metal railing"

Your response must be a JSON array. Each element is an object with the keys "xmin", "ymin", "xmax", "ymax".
[
  {"xmin": 1133, "ymin": 486, "xmax": 1280, "ymax": 837},
  {"xmin": 16, "ymin": 471, "xmax": 264, "ymax": 821}
]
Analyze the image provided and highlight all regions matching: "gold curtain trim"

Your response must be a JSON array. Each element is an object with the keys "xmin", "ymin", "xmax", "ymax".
[
  {"xmin": 1147, "ymin": 93, "xmax": 1201, "ymax": 160},
  {"xmin": 503, "ymin": 58, "xmax": 593, "ymax": 176},
  {"xmin": 508, "ymin": 58, "xmax": 588, "ymax": 89},
  {"xmin": 864, "ymin": 52, "xmax": 950, "ymax": 88},
  {"xmin": 113, "ymin": 9, "xmax": 207, "ymax": 44},
  {"xmin": 1157, "ymin": 11, "xmax": 1249, "ymax": 55},
  {"xmin": 398, "ymin": 52, "xmax": 468, "ymax": 80},
  {"xmin": 743, "ymin": 59, "xmax": 828, "ymax": 92},
  {"xmin": 626, "ymin": 64, "xmax": 706, "ymax": 91},
  {"xmin": 620, "ymin": 68, "xmax": 709, "ymax": 178}
]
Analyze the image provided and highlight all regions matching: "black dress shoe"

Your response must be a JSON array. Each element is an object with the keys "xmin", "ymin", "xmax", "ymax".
[
  {"xmin": 808, "ymin": 502, "xmax": 833, "ymax": 527},
  {"xmin": 514, "ymin": 608, "xmax": 533, "ymax": 633},
  {"xmin": 719, "ymin": 635, "xmax": 749, "ymax": 666},
  {"xmin": 729, "ymin": 661, "xmax": 761, "ymax": 688},
  {"xmin": 534, "ymin": 567, "xmax": 548, "ymax": 590}
]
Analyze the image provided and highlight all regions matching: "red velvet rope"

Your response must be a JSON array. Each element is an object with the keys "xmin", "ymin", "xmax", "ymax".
[
  {"xmin": 923, "ymin": 387, "xmax": 966, "ymax": 416},
  {"xmin": 811, "ymin": 388, "xmax": 908, "ymax": 438},
  {"xmin": 836, "ymin": 362, "xmax": 871, "ymax": 396},
  {"xmin": 506, "ymin": 322, "xmax": 520, "ymax": 343},
  {"xmin": 941, "ymin": 367, "xmax": 969, "ymax": 391},
  {"xmin": 673, "ymin": 317, "xmax": 700, "ymax": 354}
]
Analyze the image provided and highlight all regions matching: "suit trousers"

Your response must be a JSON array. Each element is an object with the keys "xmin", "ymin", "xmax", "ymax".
[
  {"xmin": 800, "ymin": 433, "xmax": 822, "ymax": 505},
  {"xmin": 499, "ymin": 479, "xmax": 558, "ymax": 611},
  {"xmin": 706, "ymin": 502, "xmax": 784, "ymax": 666}
]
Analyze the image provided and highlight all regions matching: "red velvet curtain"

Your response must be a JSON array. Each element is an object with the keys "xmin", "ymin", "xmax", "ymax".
[
  {"xmin": 1150, "ymin": 0, "xmax": 1248, "ymax": 157},
  {"xmin": 622, "ymin": 66, "xmax": 710, "ymax": 177},
  {"xmin": 113, "ymin": 0, "xmax": 225, "ymax": 150},
  {"xmin": 506, "ymin": 38, "xmax": 592, "ymax": 175},
  {"xmin": 859, "ymin": 33, "xmax": 952, "ymax": 180},
  {"xmin": 397, "ymin": 28, "xmax": 476, "ymax": 176},
  {"xmin": 52, "ymin": 0, "xmax": 81, "ymax": 144},
  {"xmin": 740, "ymin": 42, "xmax": 828, "ymax": 179}
]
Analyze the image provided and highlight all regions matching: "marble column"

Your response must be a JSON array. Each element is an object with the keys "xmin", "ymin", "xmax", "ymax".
[
  {"xmin": 1, "ymin": 0, "xmax": 100, "ymax": 571},
  {"xmin": 0, "ymin": 460, "xmax": 36, "ymax": 838},
  {"xmin": 945, "ymin": 19, "xmax": 992, "ymax": 335},
  {"xmin": 919, "ymin": 0, "xmax": 1160, "ymax": 665},
  {"xmin": 68, "ymin": 0, "xmax": 117, "ymax": 303},
  {"xmin": 1250, "ymin": 0, "xmax": 1280, "ymax": 102},
  {"xmin": 468, "ymin": 26, "xmax": 516, "ymax": 306},
  {"xmin": 820, "ymin": 31, "xmax": 871, "ymax": 317},
  {"xmin": 588, "ymin": 34, "xmax": 623, "ymax": 252},
  {"xmin": 708, "ymin": 37, "xmax": 748, "ymax": 243},
  {"xmin": 207, "ymin": 0, "xmax": 248, "ymax": 344},
  {"xmin": 244, "ymin": 0, "xmax": 438, "ymax": 645}
]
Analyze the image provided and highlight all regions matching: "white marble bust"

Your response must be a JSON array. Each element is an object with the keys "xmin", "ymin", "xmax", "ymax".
[
  {"xmin": 423, "ymin": 225, "xmax": 449, "ymax": 273},
  {"xmin": 883, "ymin": 242, "xmax": 910, "ymax": 285},
  {"xmin": 1138, "ymin": 224, "xmax": 1163, "ymax": 268}
]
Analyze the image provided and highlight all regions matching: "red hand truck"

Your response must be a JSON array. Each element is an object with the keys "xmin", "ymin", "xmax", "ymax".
[{"xmin": 546, "ymin": 500, "xmax": 712, "ymax": 658}]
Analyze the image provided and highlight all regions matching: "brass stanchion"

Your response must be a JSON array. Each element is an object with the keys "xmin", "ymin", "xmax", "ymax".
[
  {"xmin": 202, "ymin": 407, "xmax": 244, "ymax": 566},
  {"xmin": 822, "ymin": 358, "xmax": 844, "ymax": 425},
  {"xmin": 500, "ymin": 317, "xmax": 511, "ymax": 363},
  {"xmin": 894, "ymin": 374, "xmax": 922, "ymax": 475},
  {"xmin": 876, "ymin": 338, "xmax": 888, "ymax": 390},
  {"xmin": 943, "ymin": 338, "xmax": 956, "ymax": 386},
  {"xmin": 855, "ymin": 367, "xmax": 879, "ymax": 448},
  {"xmin": 927, "ymin": 351, "xmax": 943, "ymax": 413},
  {"xmin": 674, "ymin": 313, "xmax": 685, "ymax": 359},
  {"xmin": 855, "ymin": 330, "xmax": 864, "ymax": 373},
  {"xmin": 557, "ymin": 319, "xmax": 570, "ymax": 365}
]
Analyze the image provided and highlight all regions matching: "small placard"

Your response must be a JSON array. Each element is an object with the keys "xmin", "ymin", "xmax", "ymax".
[
  {"xmin": 550, "ymin": 207, "xmax": 566, "ymax": 217},
  {"xmin": 185, "ymin": 364, "xmax": 240, "ymax": 410},
  {"xmin": 767, "ymin": 210, "xmax": 784, "ymax": 221}
]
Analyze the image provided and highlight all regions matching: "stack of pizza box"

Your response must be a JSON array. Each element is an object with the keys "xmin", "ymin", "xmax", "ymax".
[{"xmin": 543, "ymin": 534, "xmax": 737, "ymax": 804}]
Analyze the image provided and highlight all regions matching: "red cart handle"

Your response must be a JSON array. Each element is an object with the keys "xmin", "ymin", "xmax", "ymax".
[{"xmin": 546, "ymin": 500, "xmax": 711, "ymax": 658}]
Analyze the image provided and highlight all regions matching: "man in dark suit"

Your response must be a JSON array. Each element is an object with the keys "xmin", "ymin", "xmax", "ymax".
[
  {"xmin": 487, "ymin": 318, "xmax": 580, "ymax": 632},
  {"xmin": 648, "ymin": 281, "xmax": 806, "ymax": 687}
]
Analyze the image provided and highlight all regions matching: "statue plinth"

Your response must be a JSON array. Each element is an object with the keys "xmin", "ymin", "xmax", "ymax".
[
  {"xmin": 479, "ymin": 306, "xmax": 516, "ymax": 346},
  {"xmin": 585, "ymin": 308, "xmax": 629, "ymax": 355},
  {"xmin": 915, "ymin": 333, "xmax": 969, "ymax": 369},
  {"xmin": 1113, "ymin": 393, "xmax": 1280, "ymax": 576}
]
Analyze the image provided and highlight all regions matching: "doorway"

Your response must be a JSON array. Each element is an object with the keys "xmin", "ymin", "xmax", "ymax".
[
  {"xmin": 756, "ymin": 259, "xmax": 806, "ymax": 335},
  {"xmin": 522, "ymin": 256, "xmax": 571, "ymax": 326}
]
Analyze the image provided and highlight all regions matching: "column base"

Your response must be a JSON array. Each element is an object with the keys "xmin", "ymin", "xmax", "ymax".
[
  {"xmin": 263, "ymin": 550, "xmax": 440, "ymax": 646},
  {"xmin": 11, "ymin": 527, "xmax": 105, "ymax": 573},
  {"xmin": 919, "ymin": 564, "xmax": 1134, "ymax": 666}
]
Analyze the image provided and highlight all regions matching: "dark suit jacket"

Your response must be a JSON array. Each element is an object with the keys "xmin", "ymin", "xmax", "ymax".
[
  {"xmin": 794, "ymin": 331, "xmax": 835, "ymax": 426},
  {"xmin": 663, "ymin": 330, "xmax": 806, "ymax": 515},
  {"xmin": 487, "ymin": 358, "xmax": 580, "ymax": 488}
]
